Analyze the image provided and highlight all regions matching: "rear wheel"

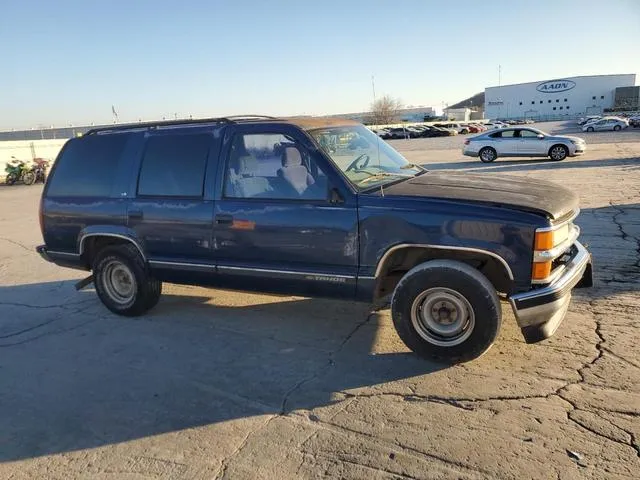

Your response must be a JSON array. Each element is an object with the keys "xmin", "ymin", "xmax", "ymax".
[
  {"xmin": 479, "ymin": 147, "xmax": 497, "ymax": 163},
  {"xmin": 93, "ymin": 244, "xmax": 162, "ymax": 316},
  {"xmin": 391, "ymin": 260, "xmax": 501, "ymax": 362},
  {"xmin": 549, "ymin": 144, "xmax": 568, "ymax": 161},
  {"xmin": 613, "ymin": 125, "xmax": 621, "ymax": 131}
]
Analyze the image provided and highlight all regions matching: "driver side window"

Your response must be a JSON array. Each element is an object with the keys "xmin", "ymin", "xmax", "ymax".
[
  {"xmin": 224, "ymin": 133, "xmax": 328, "ymax": 201},
  {"xmin": 520, "ymin": 130, "xmax": 540, "ymax": 138}
]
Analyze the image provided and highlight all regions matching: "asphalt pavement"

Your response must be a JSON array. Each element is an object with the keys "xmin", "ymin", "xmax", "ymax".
[{"xmin": 1, "ymin": 136, "xmax": 639, "ymax": 479}]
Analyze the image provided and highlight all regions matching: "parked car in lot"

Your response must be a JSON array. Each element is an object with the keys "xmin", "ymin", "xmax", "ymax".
[
  {"xmin": 577, "ymin": 116, "xmax": 601, "ymax": 126},
  {"xmin": 629, "ymin": 115, "xmax": 640, "ymax": 128},
  {"xmin": 582, "ymin": 117, "xmax": 629, "ymax": 132},
  {"xmin": 482, "ymin": 121, "xmax": 509, "ymax": 130},
  {"xmin": 37, "ymin": 116, "xmax": 593, "ymax": 362},
  {"xmin": 466, "ymin": 124, "xmax": 483, "ymax": 134},
  {"xmin": 432, "ymin": 126, "xmax": 458, "ymax": 136},
  {"xmin": 419, "ymin": 126, "xmax": 452, "ymax": 137},
  {"xmin": 387, "ymin": 127, "xmax": 420, "ymax": 139},
  {"xmin": 434, "ymin": 123, "xmax": 469, "ymax": 134},
  {"xmin": 374, "ymin": 128, "xmax": 392, "ymax": 139},
  {"xmin": 463, "ymin": 127, "xmax": 587, "ymax": 163}
]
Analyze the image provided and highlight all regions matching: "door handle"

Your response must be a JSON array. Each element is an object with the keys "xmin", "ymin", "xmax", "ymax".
[
  {"xmin": 215, "ymin": 214, "xmax": 233, "ymax": 225},
  {"xmin": 128, "ymin": 209, "xmax": 143, "ymax": 220}
]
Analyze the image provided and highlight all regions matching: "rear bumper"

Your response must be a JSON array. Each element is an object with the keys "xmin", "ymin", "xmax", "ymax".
[
  {"xmin": 36, "ymin": 244, "xmax": 53, "ymax": 262},
  {"xmin": 508, "ymin": 241, "xmax": 592, "ymax": 343},
  {"xmin": 462, "ymin": 148, "xmax": 479, "ymax": 157},
  {"xmin": 36, "ymin": 245, "xmax": 87, "ymax": 270}
]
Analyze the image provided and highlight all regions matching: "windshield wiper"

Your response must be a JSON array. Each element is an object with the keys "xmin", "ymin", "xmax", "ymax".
[{"xmin": 357, "ymin": 172, "xmax": 412, "ymax": 186}]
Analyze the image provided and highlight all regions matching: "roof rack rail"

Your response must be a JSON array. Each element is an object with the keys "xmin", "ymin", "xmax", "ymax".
[
  {"xmin": 224, "ymin": 115, "xmax": 278, "ymax": 121},
  {"xmin": 84, "ymin": 115, "xmax": 280, "ymax": 135},
  {"xmin": 85, "ymin": 117, "xmax": 228, "ymax": 135}
]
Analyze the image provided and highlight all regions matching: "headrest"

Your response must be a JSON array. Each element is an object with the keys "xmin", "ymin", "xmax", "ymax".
[
  {"xmin": 282, "ymin": 147, "xmax": 302, "ymax": 167},
  {"xmin": 237, "ymin": 155, "xmax": 258, "ymax": 176}
]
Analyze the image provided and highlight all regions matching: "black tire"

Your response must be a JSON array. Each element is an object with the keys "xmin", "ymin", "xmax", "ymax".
[
  {"xmin": 613, "ymin": 125, "xmax": 621, "ymax": 131},
  {"xmin": 22, "ymin": 171, "xmax": 36, "ymax": 185},
  {"xmin": 460, "ymin": 129, "xmax": 469, "ymax": 134},
  {"xmin": 93, "ymin": 244, "xmax": 162, "ymax": 316},
  {"xmin": 391, "ymin": 260, "xmax": 501, "ymax": 362},
  {"xmin": 586, "ymin": 126, "xmax": 594, "ymax": 132},
  {"xmin": 5, "ymin": 173, "xmax": 17, "ymax": 185},
  {"xmin": 549, "ymin": 144, "xmax": 568, "ymax": 161},
  {"xmin": 479, "ymin": 147, "xmax": 497, "ymax": 163}
]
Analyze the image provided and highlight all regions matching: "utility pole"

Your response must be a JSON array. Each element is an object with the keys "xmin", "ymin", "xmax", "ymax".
[{"xmin": 498, "ymin": 65, "xmax": 502, "ymax": 86}]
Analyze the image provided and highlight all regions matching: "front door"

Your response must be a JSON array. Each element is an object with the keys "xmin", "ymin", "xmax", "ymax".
[
  {"xmin": 127, "ymin": 130, "xmax": 219, "ymax": 282},
  {"xmin": 518, "ymin": 129, "xmax": 547, "ymax": 155},
  {"xmin": 212, "ymin": 124, "xmax": 359, "ymax": 298}
]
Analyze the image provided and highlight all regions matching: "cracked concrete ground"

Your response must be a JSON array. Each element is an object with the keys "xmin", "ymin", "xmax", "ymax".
[{"xmin": 1, "ymin": 138, "xmax": 639, "ymax": 479}]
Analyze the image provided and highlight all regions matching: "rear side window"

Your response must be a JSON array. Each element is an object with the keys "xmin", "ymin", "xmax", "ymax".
[
  {"xmin": 47, "ymin": 134, "xmax": 128, "ymax": 197},
  {"xmin": 137, "ymin": 133, "xmax": 211, "ymax": 197}
]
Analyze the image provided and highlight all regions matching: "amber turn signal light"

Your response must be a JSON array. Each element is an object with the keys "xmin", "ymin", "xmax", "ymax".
[
  {"xmin": 534, "ymin": 231, "xmax": 554, "ymax": 251},
  {"xmin": 532, "ymin": 261, "xmax": 552, "ymax": 280}
]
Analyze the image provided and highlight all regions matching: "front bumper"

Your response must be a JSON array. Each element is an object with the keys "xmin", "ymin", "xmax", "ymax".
[{"xmin": 508, "ymin": 241, "xmax": 593, "ymax": 343}]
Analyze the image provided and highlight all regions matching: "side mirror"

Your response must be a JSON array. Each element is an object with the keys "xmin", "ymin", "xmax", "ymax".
[
  {"xmin": 329, "ymin": 187, "xmax": 344, "ymax": 205},
  {"xmin": 537, "ymin": 134, "xmax": 544, "ymax": 139}
]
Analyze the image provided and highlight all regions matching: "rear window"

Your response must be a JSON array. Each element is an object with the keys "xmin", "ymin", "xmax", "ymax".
[
  {"xmin": 47, "ymin": 134, "xmax": 128, "ymax": 197},
  {"xmin": 137, "ymin": 133, "xmax": 211, "ymax": 197}
]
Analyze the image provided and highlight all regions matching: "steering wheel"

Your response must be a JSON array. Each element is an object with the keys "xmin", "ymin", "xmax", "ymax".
[{"xmin": 346, "ymin": 154, "xmax": 370, "ymax": 172}]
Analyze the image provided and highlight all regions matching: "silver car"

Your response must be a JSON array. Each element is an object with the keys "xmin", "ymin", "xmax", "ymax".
[
  {"xmin": 463, "ymin": 127, "xmax": 587, "ymax": 163},
  {"xmin": 582, "ymin": 117, "xmax": 629, "ymax": 132}
]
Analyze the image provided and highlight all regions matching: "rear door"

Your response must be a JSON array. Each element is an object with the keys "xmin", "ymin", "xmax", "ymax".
[
  {"xmin": 126, "ymin": 129, "xmax": 220, "ymax": 280},
  {"xmin": 212, "ymin": 123, "xmax": 359, "ymax": 298}
]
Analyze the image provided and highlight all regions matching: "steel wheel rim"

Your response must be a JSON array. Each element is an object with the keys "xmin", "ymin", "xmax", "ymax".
[
  {"xmin": 101, "ymin": 260, "xmax": 136, "ymax": 305},
  {"xmin": 410, "ymin": 287, "xmax": 475, "ymax": 347},
  {"xmin": 551, "ymin": 146, "xmax": 566, "ymax": 160},
  {"xmin": 481, "ymin": 149, "xmax": 495, "ymax": 161}
]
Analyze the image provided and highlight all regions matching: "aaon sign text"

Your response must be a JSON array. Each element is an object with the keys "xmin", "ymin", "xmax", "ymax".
[{"xmin": 536, "ymin": 79, "xmax": 576, "ymax": 93}]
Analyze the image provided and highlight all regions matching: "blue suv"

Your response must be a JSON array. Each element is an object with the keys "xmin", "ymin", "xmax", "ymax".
[{"xmin": 37, "ymin": 115, "xmax": 593, "ymax": 361}]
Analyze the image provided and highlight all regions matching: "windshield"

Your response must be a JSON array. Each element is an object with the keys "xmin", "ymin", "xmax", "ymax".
[{"xmin": 309, "ymin": 125, "xmax": 422, "ymax": 190}]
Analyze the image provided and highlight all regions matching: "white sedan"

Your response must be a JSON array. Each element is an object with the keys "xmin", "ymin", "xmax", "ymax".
[
  {"xmin": 582, "ymin": 117, "xmax": 629, "ymax": 132},
  {"xmin": 463, "ymin": 127, "xmax": 586, "ymax": 163}
]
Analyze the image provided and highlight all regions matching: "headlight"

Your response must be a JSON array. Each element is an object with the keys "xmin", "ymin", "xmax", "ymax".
[
  {"xmin": 532, "ymin": 223, "xmax": 574, "ymax": 282},
  {"xmin": 534, "ymin": 223, "xmax": 570, "ymax": 250}
]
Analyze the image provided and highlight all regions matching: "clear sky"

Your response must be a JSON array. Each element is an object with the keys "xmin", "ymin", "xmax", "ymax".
[{"xmin": 1, "ymin": 0, "xmax": 639, "ymax": 129}]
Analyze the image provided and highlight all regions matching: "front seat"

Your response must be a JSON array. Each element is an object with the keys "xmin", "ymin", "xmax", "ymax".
[
  {"xmin": 277, "ymin": 147, "xmax": 315, "ymax": 195},
  {"xmin": 232, "ymin": 155, "xmax": 272, "ymax": 198}
]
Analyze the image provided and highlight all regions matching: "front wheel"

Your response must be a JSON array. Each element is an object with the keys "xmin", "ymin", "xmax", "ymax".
[
  {"xmin": 613, "ymin": 125, "xmax": 621, "ymax": 131},
  {"xmin": 22, "ymin": 171, "xmax": 36, "ymax": 185},
  {"xmin": 479, "ymin": 147, "xmax": 497, "ymax": 163},
  {"xmin": 586, "ymin": 127, "xmax": 594, "ymax": 132},
  {"xmin": 391, "ymin": 260, "xmax": 501, "ymax": 362},
  {"xmin": 549, "ymin": 144, "xmax": 568, "ymax": 161}
]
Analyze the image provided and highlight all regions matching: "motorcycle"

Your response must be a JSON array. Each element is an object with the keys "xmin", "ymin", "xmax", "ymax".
[
  {"xmin": 30, "ymin": 158, "xmax": 50, "ymax": 184},
  {"xmin": 4, "ymin": 157, "xmax": 35, "ymax": 185}
]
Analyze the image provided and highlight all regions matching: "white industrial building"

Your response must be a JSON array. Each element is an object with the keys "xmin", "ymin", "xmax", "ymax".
[{"xmin": 484, "ymin": 74, "xmax": 637, "ymax": 120}]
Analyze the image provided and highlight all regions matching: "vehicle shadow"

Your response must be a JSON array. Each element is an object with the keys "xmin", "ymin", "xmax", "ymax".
[
  {"xmin": 579, "ymin": 203, "xmax": 640, "ymax": 299},
  {"xmin": 424, "ymin": 156, "xmax": 640, "ymax": 173},
  {"xmin": 0, "ymin": 280, "xmax": 447, "ymax": 462}
]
